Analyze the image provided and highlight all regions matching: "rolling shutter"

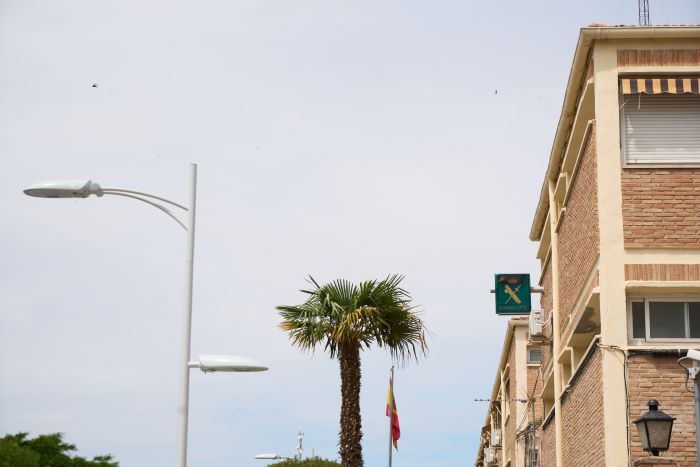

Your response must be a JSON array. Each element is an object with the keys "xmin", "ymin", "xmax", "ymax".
[{"xmin": 622, "ymin": 93, "xmax": 700, "ymax": 164}]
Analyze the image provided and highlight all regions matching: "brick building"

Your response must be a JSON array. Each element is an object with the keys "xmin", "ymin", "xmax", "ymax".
[
  {"xmin": 476, "ymin": 25, "xmax": 700, "ymax": 467},
  {"xmin": 475, "ymin": 318, "xmax": 544, "ymax": 467}
]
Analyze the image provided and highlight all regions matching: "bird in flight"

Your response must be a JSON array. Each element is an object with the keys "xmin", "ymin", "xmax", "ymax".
[{"xmin": 92, "ymin": 83, "xmax": 98, "ymax": 88}]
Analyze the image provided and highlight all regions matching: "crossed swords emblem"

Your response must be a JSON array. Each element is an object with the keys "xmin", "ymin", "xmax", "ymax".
[{"xmin": 503, "ymin": 283, "xmax": 522, "ymax": 305}]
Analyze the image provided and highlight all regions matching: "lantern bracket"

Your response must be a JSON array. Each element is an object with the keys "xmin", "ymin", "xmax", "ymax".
[{"xmin": 689, "ymin": 367, "xmax": 700, "ymax": 380}]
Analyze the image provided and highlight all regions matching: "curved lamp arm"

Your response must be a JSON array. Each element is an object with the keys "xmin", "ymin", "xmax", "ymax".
[
  {"xmin": 102, "ymin": 188, "xmax": 188, "ymax": 211},
  {"xmin": 103, "ymin": 192, "xmax": 187, "ymax": 230},
  {"xmin": 23, "ymin": 180, "xmax": 188, "ymax": 230}
]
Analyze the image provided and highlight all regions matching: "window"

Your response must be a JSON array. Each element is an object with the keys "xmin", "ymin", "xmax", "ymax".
[
  {"xmin": 629, "ymin": 298, "xmax": 700, "ymax": 342},
  {"xmin": 620, "ymin": 78, "xmax": 700, "ymax": 165},
  {"xmin": 527, "ymin": 346, "xmax": 542, "ymax": 365}
]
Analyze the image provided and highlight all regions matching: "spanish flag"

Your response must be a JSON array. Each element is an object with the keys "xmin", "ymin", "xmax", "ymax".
[{"xmin": 386, "ymin": 377, "xmax": 400, "ymax": 450}]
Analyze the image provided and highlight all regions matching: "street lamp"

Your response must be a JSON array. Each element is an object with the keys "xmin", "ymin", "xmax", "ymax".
[
  {"xmin": 634, "ymin": 399, "xmax": 676, "ymax": 456},
  {"xmin": 255, "ymin": 453, "xmax": 289, "ymax": 460},
  {"xmin": 254, "ymin": 428, "xmax": 304, "ymax": 462},
  {"xmin": 191, "ymin": 355, "xmax": 268, "ymax": 373},
  {"xmin": 24, "ymin": 164, "xmax": 268, "ymax": 467}
]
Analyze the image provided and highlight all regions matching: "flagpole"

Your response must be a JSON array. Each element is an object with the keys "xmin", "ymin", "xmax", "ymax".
[{"xmin": 388, "ymin": 366, "xmax": 394, "ymax": 467}]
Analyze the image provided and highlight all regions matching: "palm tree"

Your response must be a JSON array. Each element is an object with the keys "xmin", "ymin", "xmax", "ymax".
[{"xmin": 277, "ymin": 275, "xmax": 428, "ymax": 467}]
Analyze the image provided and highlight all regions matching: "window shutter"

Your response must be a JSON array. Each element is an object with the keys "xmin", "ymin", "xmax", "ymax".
[{"xmin": 623, "ymin": 94, "xmax": 700, "ymax": 164}]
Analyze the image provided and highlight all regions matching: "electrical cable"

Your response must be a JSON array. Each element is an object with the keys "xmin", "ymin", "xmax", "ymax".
[{"xmin": 598, "ymin": 343, "xmax": 632, "ymax": 467}]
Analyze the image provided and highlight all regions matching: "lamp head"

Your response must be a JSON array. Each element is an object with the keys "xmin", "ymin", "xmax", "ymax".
[
  {"xmin": 687, "ymin": 349, "xmax": 700, "ymax": 362},
  {"xmin": 24, "ymin": 180, "xmax": 102, "ymax": 198},
  {"xmin": 193, "ymin": 355, "xmax": 268, "ymax": 373},
  {"xmin": 255, "ymin": 453, "xmax": 282, "ymax": 460}
]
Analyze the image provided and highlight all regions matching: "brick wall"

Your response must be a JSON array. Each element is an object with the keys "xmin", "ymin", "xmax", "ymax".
[
  {"xmin": 561, "ymin": 347, "xmax": 605, "ymax": 467},
  {"xmin": 628, "ymin": 354, "xmax": 697, "ymax": 467},
  {"xmin": 557, "ymin": 126, "xmax": 600, "ymax": 333},
  {"xmin": 622, "ymin": 169, "xmax": 700, "ymax": 248},
  {"xmin": 541, "ymin": 416, "xmax": 556, "ymax": 467},
  {"xmin": 618, "ymin": 49, "xmax": 700, "ymax": 67},
  {"xmin": 625, "ymin": 264, "xmax": 700, "ymax": 281}
]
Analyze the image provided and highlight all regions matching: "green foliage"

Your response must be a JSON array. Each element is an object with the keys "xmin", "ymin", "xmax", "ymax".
[
  {"xmin": 277, "ymin": 275, "xmax": 428, "ymax": 363},
  {"xmin": 0, "ymin": 432, "xmax": 118, "ymax": 467},
  {"xmin": 271, "ymin": 457, "xmax": 342, "ymax": 466}
]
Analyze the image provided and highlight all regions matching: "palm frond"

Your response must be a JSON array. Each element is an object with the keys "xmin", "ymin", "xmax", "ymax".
[{"xmin": 277, "ymin": 274, "xmax": 429, "ymax": 363}]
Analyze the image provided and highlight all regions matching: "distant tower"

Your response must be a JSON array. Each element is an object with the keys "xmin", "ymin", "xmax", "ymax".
[
  {"xmin": 296, "ymin": 428, "xmax": 304, "ymax": 460},
  {"xmin": 638, "ymin": 0, "xmax": 650, "ymax": 25}
]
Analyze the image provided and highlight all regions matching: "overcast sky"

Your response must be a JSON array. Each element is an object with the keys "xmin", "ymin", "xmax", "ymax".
[{"xmin": 1, "ymin": 1, "xmax": 699, "ymax": 466}]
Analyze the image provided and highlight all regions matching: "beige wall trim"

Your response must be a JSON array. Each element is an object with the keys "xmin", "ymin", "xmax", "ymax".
[
  {"xmin": 625, "ymin": 250, "xmax": 700, "ymax": 262},
  {"xmin": 541, "ymin": 406, "xmax": 555, "ymax": 429},
  {"xmin": 515, "ymin": 326, "xmax": 528, "ymax": 467},
  {"xmin": 622, "ymin": 163, "xmax": 700, "ymax": 169},
  {"xmin": 594, "ymin": 40, "xmax": 631, "ymax": 467},
  {"xmin": 539, "ymin": 248, "xmax": 552, "ymax": 281},
  {"xmin": 626, "ymin": 280, "xmax": 700, "ymax": 292},
  {"xmin": 593, "ymin": 39, "xmax": 632, "ymax": 466},
  {"xmin": 547, "ymin": 179, "xmax": 564, "ymax": 467}
]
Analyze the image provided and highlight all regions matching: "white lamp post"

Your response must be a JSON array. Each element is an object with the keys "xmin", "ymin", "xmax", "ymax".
[{"xmin": 24, "ymin": 164, "xmax": 268, "ymax": 467}]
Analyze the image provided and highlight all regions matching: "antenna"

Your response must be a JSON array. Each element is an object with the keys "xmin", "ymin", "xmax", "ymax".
[
  {"xmin": 296, "ymin": 428, "xmax": 304, "ymax": 460},
  {"xmin": 638, "ymin": 0, "xmax": 650, "ymax": 25}
]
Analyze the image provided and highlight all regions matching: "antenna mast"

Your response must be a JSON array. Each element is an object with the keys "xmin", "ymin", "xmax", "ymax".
[
  {"xmin": 638, "ymin": 0, "xmax": 650, "ymax": 25},
  {"xmin": 296, "ymin": 428, "xmax": 304, "ymax": 460}
]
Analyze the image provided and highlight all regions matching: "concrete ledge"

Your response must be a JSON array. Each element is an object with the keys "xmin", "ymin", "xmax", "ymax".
[
  {"xmin": 634, "ymin": 456, "xmax": 678, "ymax": 467},
  {"xmin": 626, "ymin": 280, "xmax": 700, "ymax": 293}
]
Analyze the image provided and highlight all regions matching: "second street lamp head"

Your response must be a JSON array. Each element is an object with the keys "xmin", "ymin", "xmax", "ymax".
[
  {"xmin": 254, "ymin": 453, "xmax": 284, "ymax": 460},
  {"xmin": 24, "ymin": 180, "xmax": 102, "ymax": 199},
  {"xmin": 190, "ymin": 355, "xmax": 269, "ymax": 373}
]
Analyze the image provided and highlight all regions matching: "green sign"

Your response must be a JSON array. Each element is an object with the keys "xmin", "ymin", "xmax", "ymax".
[{"xmin": 495, "ymin": 274, "xmax": 531, "ymax": 315}]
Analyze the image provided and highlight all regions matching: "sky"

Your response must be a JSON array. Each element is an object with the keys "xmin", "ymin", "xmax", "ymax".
[{"xmin": 0, "ymin": 1, "xmax": 699, "ymax": 466}]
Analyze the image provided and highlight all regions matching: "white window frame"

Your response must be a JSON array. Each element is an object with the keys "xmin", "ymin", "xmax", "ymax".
[
  {"xmin": 619, "ymin": 92, "xmax": 700, "ymax": 167},
  {"xmin": 526, "ymin": 346, "xmax": 542, "ymax": 365},
  {"xmin": 627, "ymin": 296, "xmax": 700, "ymax": 344}
]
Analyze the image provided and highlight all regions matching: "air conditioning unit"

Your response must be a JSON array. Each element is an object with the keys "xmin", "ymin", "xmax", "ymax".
[
  {"xmin": 529, "ymin": 309, "xmax": 545, "ymax": 339},
  {"xmin": 490, "ymin": 428, "xmax": 502, "ymax": 447},
  {"xmin": 484, "ymin": 447, "xmax": 498, "ymax": 464}
]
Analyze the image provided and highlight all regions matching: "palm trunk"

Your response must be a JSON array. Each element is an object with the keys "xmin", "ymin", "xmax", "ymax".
[{"xmin": 338, "ymin": 340, "xmax": 363, "ymax": 467}]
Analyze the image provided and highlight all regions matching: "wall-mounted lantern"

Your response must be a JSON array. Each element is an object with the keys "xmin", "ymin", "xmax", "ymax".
[{"xmin": 634, "ymin": 399, "xmax": 676, "ymax": 456}]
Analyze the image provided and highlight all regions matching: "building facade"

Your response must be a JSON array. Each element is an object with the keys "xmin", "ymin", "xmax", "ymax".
[
  {"xmin": 476, "ymin": 318, "xmax": 543, "ymax": 467},
  {"xmin": 477, "ymin": 25, "xmax": 700, "ymax": 467}
]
